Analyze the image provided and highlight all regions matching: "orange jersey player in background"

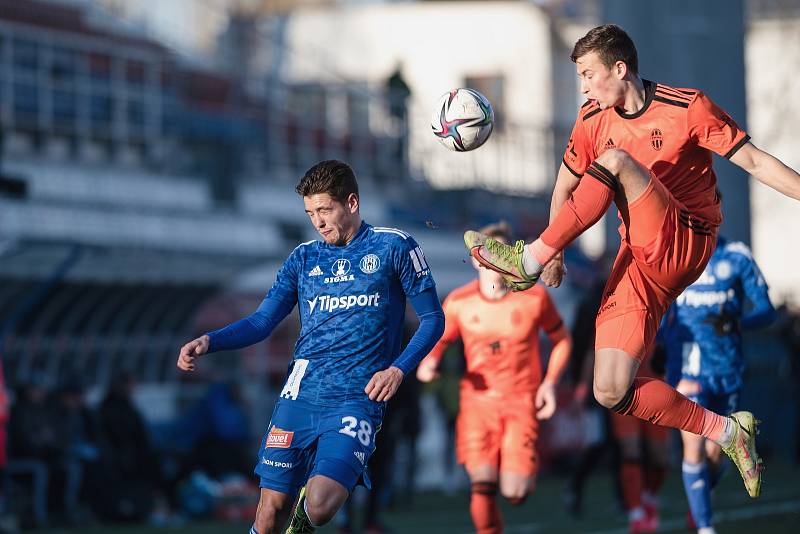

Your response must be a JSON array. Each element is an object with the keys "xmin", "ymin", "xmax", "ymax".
[{"xmin": 417, "ymin": 222, "xmax": 572, "ymax": 534}]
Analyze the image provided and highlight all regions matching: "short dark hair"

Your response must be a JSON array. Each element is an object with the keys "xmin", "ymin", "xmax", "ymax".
[
  {"xmin": 480, "ymin": 220, "xmax": 513, "ymax": 243},
  {"xmin": 295, "ymin": 160, "xmax": 359, "ymax": 204},
  {"xmin": 571, "ymin": 24, "xmax": 638, "ymax": 76}
]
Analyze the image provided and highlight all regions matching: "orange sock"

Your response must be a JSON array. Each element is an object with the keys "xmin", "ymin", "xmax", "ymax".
[
  {"xmin": 645, "ymin": 463, "xmax": 667, "ymax": 495},
  {"xmin": 470, "ymin": 482, "xmax": 503, "ymax": 534},
  {"xmin": 537, "ymin": 161, "xmax": 617, "ymax": 263},
  {"xmin": 612, "ymin": 378, "xmax": 728, "ymax": 441},
  {"xmin": 620, "ymin": 461, "xmax": 644, "ymax": 511}
]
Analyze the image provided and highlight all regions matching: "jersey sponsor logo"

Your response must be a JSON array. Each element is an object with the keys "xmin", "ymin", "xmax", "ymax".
[
  {"xmin": 692, "ymin": 270, "xmax": 716, "ymax": 285},
  {"xmin": 677, "ymin": 289, "xmax": 734, "ymax": 307},
  {"xmin": 360, "ymin": 254, "xmax": 380, "ymax": 274},
  {"xmin": 265, "ymin": 426, "xmax": 294, "ymax": 448},
  {"xmin": 650, "ymin": 128, "xmax": 663, "ymax": 151},
  {"xmin": 261, "ymin": 458, "xmax": 293, "ymax": 468},
  {"xmin": 566, "ymin": 137, "xmax": 578, "ymax": 164},
  {"xmin": 307, "ymin": 292, "xmax": 381, "ymax": 313},
  {"xmin": 325, "ymin": 258, "xmax": 355, "ymax": 283},
  {"xmin": 308, "ymin": 265, "xmax": 323, "ymax": 277},
  {"xmin": 409, "ymin": 246, "xmax": 430, "ymax": 277},
  {"xmin": 354, "ymin": 451, "xmax": 366, "ymax": 465}
]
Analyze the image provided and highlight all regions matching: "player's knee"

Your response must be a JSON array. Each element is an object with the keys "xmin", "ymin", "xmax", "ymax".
[
  {"xmin": 594, "ymin": 148, "xmax": 632, "ymax": 175},
  {"xmin": 304, "ymin": 491, "xmax": 339, "ymax": 526},
  {"xmin": 593, "ymin": 379, "xmax": 629, "ymax": 410},
  {"xmin": 503, "ymin": 492, "xmax": 527, "ymax": 506}
]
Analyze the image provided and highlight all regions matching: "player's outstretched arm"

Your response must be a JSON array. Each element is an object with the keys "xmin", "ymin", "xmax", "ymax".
[
  {"xmin": 177, "ymin": 296, "xmax": 295, "ymax": 372},
  {"xmin": 730, "ymin": 142, "xmax": 800, "ymax": 200},
  {"xmin": 540, "ymin": 164, "xmax": 581, "ymax": 287},
  {"xmin": 177, "ymin": 335, "xmax": 210, "ymax": 372}
]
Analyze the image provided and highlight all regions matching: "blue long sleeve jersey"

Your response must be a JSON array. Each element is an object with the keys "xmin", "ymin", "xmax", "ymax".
[
  {"xmin": 206, "ymin": 222, "xmax": 444, "ymax": 406},
  {"xmin": 660, "ymin": 237, "xmax": 776, "ymax": 393}
]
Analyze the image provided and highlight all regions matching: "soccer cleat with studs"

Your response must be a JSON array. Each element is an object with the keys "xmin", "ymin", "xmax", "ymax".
[
  {"xmin": 720, "ymin": 411, "xmax": 763, "ymax": 498},
  {"xmin": 463, "ymin": 230, "xmax": 539, "ymax": 291}
]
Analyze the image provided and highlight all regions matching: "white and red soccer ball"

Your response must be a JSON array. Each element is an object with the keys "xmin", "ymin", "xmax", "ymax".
[{"xmin": 431, "ymin": 88, "xmax": 494, "ymax": 152}]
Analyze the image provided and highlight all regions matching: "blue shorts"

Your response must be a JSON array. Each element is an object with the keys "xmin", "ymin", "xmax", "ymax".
[{"xmin": 254, "ymin": 399, "xmax": 383, "ymax": 496}]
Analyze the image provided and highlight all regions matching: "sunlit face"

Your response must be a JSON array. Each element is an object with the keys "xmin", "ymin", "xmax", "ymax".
[
  {"xmin": 303, "ymin": 192, "xmax": 359, "ymax": 246},
  {"xmin": 576, "ymin": 51, "xmax": 627, "ymax": 110}
]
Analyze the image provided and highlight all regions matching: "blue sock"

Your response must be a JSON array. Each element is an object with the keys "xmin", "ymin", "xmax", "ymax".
[{"xmin": 682, "ymin": 461, "xmax": 712, "ymax": 528}]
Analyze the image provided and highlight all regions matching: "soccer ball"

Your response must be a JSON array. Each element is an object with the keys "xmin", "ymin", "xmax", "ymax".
[{"xmin": 431, "ymin": 88, "xmax": 494, "ymax": 152}]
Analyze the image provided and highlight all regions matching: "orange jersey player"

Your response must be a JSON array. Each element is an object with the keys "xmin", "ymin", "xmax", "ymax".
[
  {"xmin": 417, "ymin": 222, "xmax": 572, "ymax": 534},
  {"xmin": 466, "ymin": 24, "xmax": 800, "ymax": 501}
]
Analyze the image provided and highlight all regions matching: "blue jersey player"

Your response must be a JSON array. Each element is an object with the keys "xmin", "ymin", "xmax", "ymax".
[
  {"xmin": 658, "ymin": 236, "xmax": 775, "ymax": 534},
  {"xmin": 176, "ymin": 160, "xmax": 445, "ymax": 534}
]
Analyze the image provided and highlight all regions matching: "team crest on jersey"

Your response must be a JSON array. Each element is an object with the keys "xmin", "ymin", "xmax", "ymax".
[
  {"xmin": 360, "ymin": 254, "xmax": 380, "ymax": 274},
  {"xmin": 265, "ymin": 426, "xmax": 294, "ymax": 448},
  {"xmin": 325, "ymin": 258, "xmax": 355, "ymax": 283},
  {"xmin": 650, "ymin": 129, "xmax": 663, "ymax": 151}
]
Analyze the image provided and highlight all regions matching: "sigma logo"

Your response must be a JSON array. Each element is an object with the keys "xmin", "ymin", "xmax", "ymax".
[
  {"xmin": 332, "ymin": 259, "xmax": 351, "ymax": 276},
  {"xmin": 307, "ymin": 293, "xmax": 381, "ymax": 313},
  {"xmin": 325, "ymin": 258, "xmax": 355, "ymax": 283}
]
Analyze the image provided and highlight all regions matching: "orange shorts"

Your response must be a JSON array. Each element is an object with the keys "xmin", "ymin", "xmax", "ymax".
[
  {"xmin": 456, "ymin": 393, "xmax": 539, "ymax": 476},
  {"xmin": 610, "ymin": 411, "xmax": 670, "ymax": 442},
  {"xmin": 595, "ymin": 178, "xmax": 716, "ymax": 360}
]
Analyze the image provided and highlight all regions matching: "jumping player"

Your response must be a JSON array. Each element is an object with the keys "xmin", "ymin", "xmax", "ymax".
[
  {"xmin": 177, "ymin": 160, "xmax": 445, "ymax": 534},
  {"xmin": 465, "ymin": 24, "xmax": 800, "ymax": 498},
  {"xmin": 417, "ymin": 222, "xmax": 571, "ymax": 534}
]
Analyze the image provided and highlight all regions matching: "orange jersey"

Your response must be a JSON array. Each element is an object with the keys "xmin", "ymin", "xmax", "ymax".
[
  {"xmin": 563, "ymin": 80, "xmax": 749, "ymax": 227},
  {"xmin": 427, "ymin": 280, "xmax": 564, "ymax": 396}
]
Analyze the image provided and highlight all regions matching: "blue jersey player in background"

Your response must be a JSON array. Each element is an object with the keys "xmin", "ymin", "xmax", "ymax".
[
  {"xmin": 176, "ymin": 160, "xmax": 445, "ymax": 534},
  {"xmin": 658, "ymin": 236, "xmax": 775, "ymax": 534}
]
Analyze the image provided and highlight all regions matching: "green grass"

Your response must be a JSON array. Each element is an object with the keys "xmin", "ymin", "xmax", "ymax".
[{"xmin": 31, "ymin": 461, "xmax": 800, "ymax": 533}]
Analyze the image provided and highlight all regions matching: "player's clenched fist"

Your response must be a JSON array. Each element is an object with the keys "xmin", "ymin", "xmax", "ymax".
[
  {"xmin": 540, "ymin": 255, "xmax": 566, "ymax": 288},
  {"xmin": 365, "ymin": 366, "xmax": 404, "ymax": 402},
  {"xmin": 415, "ymin": 358, "xmax": 440, "ymax": 383},
  {"xmin": 177, "ymin": 335, "xmax": 210, "ymax": 372},
  {"xmin": 535, "ymin": 381, "xmax": 557, "ymax": 420}
]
